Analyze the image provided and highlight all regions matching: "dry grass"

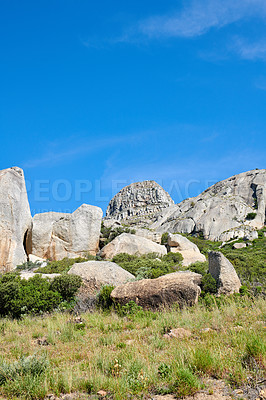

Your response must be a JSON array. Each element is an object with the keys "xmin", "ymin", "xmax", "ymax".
[{"xmin": 0, "ymin": 296, "xmax": 265, "ymax": 399}]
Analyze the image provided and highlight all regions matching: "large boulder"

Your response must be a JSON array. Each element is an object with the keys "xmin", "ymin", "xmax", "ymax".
[
  {"xmin": 152, "ymin": 169, "xmax": 266, "ymax": 241},
  {"xmin": 68, "ymin": 260, "xmax": 134, "ymax": 287},
  {"xmin": 167, "ymin": 233, "xmax": 206, "ymax": 266},
  {"xmin": 208, "ymin": 251, "xmax": 241, "ymax": 295},
  {"xmin": 0, "ymin": 167, "xmax": 32, "ymax": 272},
  {"xmin": 111, "ymin": 271, "xmax": 202, "ymax": 310},
  {"xmin": 99, "ymin": 233, "xmax": 167, "ymax": 259},
  {"xmin": 26, "ymin": 204, "xmax": 103, "ymax": 260},
  {"xmin": 105, "ymin": 180, "xmax": 174, "ymax": 226},
  {"xmin": 69, "ymin": 260, "xmax": 134, "ymax": 313}
]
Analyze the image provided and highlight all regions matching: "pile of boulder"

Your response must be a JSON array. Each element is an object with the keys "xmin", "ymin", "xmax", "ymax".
[{"xmin": 0, "ymin": 165, "xmax": 254, "ymax": 311}]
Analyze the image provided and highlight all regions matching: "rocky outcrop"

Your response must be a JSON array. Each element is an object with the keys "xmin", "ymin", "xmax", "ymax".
[
  {"xmin": 26, "ymin": 204, "xmax": 102, "ymax": 260},
  {"xmin": 208, "ymin": 251, "xmax": 241, "ymax": 295},
  {"xmin": 99, "ymin": 233, "xmax": 167, "ymax": 259},
  {"xmin": 68, "ymin": 260, "xmax": 134, "ymax": 287},
  {"xmin": 111, "ymin": 271, "xmax": 202, "ymax": 310},
  {"xmin": 152, "ymin": 169, "xmax": 266, "ymax": 241},
  {"xmin": 0, "ymin": 167, "xmax": 32, "ymax": 272},
  {"xmin": 167, "ymin": 233, "xmax": 206, "ymax": 266},
  {"xmin": 105, "ymin": 180, "xmax": 174, "ymax": 225}
]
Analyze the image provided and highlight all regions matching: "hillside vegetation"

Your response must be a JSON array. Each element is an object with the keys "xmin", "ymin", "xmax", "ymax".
[{"xmin": 0, "ymin": 296, "xmax": 264, "ymax": 400}]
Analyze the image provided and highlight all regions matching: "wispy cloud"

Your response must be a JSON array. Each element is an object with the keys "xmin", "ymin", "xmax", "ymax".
[
  {"xmin": 132, "ymin": 0, "xmax": 266, "ymax": 40},
  {"xmin": 22, "ymin": 133, "xmax": 148, "ymax": 169},
  {"xmin": 232, "ymin": 37, "xmax": 266, "ymax": 60}
]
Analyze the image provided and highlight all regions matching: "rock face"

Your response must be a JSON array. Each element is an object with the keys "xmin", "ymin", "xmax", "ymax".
[
  {"xmin": 152, "ymin": 169, "xmax": 266, "ymax": 241},
  {"xmin": 208, "ymin": 251, "xmax": 241, "ymax": 295},
  {"xmin": 99, "ymin": 233, "xmax": 167, "ymax": 259},
  {"xmin": 105, "ymin": 180, "xmax": 174, "ymax": 225},
  {"xmin": 0, "ymin": 167, "xmax": 32, "ymax": 272},
  {"xmin": 26, "ymin": 204, "xmax": 103, "ymax": 260},
  {"xmin": 68, "ymin": 260, "xmax": 134, "ymax": 287},
  {"xmin": 111, "ymin": 271, "xmax": 202, "ymax": 310},
  {"xmin": 167, "ymin": 233, "xmax": 206, "ymax": 266}
]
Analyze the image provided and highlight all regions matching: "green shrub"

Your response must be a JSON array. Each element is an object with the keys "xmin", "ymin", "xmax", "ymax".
[
  {"xmin": 112, "ymin": 253, "xmax": 176, "ymax": 279},
  {"xmin": 161, "ymin": 232, "xmax": 169, "ymax": 245},
  {"xmin": 16, "ymin": 261, "xmax": 42, "ymax": 271},
  {"xmin": 201, "ymin": 273, "xmax": 217, "ymax": 295},
  {"xmin": 49, "ymin": 274, "xmax": 82, "ymax": 302},
  {"xmin": 161, "ymin": 252, "xmax": 183, "ymax": 265},
  {"xmin": 170, "ymin": 367, "xmax": 201, "ymax": 397},
  {"xmin": 246, "ymin": 212, "xmax": 257, "ymax": 220},
  {"xmin": 97, "ymin": 285, "xmax": 115, "ymax": 311},
  {"xmin": 35, "ymin": 257, "xmax": 88, "ymax": 274},
  {"xmin": 188, "ymin": 261, "xmax": 208, "ymax": 276},
  {"xmin": 0, "ymin": 274, "xmax": 62, "ymax": 318},
  {"xmin": 0, "ymin": 355, "xmax": 48, "ymax": 399}
]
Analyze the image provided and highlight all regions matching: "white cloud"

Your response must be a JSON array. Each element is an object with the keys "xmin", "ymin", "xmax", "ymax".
[
  {"xmin": 233, "ymin": 38, "xmax": 266, "ymax": 60},
  {"xmin": 136, "ymin": 0, "xmax": 266, "ymax": 39}
]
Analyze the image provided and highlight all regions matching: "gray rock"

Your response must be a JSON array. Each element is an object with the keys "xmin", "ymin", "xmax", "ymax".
[
  {"xmin": 208, "ymin": 251, "xmax": 241, "ymax": 295},
  {"xmin": 0, "ymin": 167, "xmax": 32, "ymax": 272},
  {"xmin": 68, "ymin": 260, "xmax": 134, "ymax": 286},
  {"xmin": 26, "ymin": 204, "xmax": 103, "ymax": 260},
  {"xmin": 99, "ymin": 233, "xmax": 167, "ymax": 259},
  {"xmin": 111, "ymin": 271, "xmax": 202, "ymax": 310},
  {"xmin": 134, "ymin": 228, "xmax": 162, "ymax": 244},
  {"xmin": 151, "ymin": 169, "xmax": 266, "ymax": 241},
  {"xmin": 167, "ymin": 233, "xmax": 206, "ymax": 266},
  {"xmin": 232, "ymin": 243, "xmax": 247, "ymax": 249},
  {"xmin": 105, "ymin": 180, "xmax": 174, "ymax": 225}
]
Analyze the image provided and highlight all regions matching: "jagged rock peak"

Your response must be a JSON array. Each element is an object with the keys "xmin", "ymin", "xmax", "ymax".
[{"xmin": 105, "ymin": 180, "xmax": 174, "ymax": 222}]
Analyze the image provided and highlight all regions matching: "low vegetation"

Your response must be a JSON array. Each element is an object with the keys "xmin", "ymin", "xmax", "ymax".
[
  {"xmin": 112, "ymin": 252, "xmax": 183, "ymax": 279},
  {"xmin": 0, "ymin": 296, "xmax": 264, "ymax": 399},
  {"xmin": 0, "ymin": 273, "xmax": 82, "ymax": 318}
]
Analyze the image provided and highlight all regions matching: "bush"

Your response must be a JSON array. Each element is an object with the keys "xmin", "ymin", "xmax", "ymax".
[
  {"xmin": 246, "ymin": 212, "xmax": 257, "ymax": 220},
  {"xmin": 112, "ymin": 253, "xmax": 176, "ymax": 279},
  {"xmin": 161, "ymin": 252, "xmax": 183, "ymax": 265},
  {"xmin": 161, "ymin": 232, "xmax": 168, "ymax": 245},
  {"xmin": 97, "ymin": 285, "xmax": 115, "ymax": 311},
  {"xmin": 201, "ymin": 273, "xmax": 217, "ymax": 295},
  {"xmin": 50, "ymin": 274, "xmax": 82, "ymax": 302},
  {"xmin": 0, "ymin": 355, "xmax": 48, "ymax": 399},
  {"xmin": 35, "ymin": 257, "xmax": 89, "ymax": 274},
  {"xmin": 170, "ymin": 368, "xmax": 201, "ymax": 397},
  {"xmin": 0, "ymin": 274, "xmax": 62, "ymax": 318}
]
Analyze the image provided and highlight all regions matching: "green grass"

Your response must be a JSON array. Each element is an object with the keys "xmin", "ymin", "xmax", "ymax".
[
  {"xmin": 34, "ymin": 257, "xmax": 92, "ymax": 274},
  {"xmin": 0, "ymin": 296, "xmax": 264, "ymax": 399}
]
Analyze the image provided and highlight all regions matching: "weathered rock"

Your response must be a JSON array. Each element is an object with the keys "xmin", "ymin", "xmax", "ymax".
[
  {"xmin": 134, "ymin": 228, "xmax": 162, "ymax": 244},
  {"xmin": 0, "ymin": 167, "xmax": 32, "ymax": 272},
  {"xmin": 105, "ymin": 180, "xmax": 174, "ymax": 225},
  {"xmin": 167, "ymin": 233, "xmax": 206, "ymax": 266},
  {"xmin": 26, "ymin": 204, "xmax": 103, "ymax": 260},
  {"xmin": 68, "ymin": 260, "xmax": 134, "ymax": 286},
  {"xmin": 233, "ymin": 242, "xmax": 246, "ymax": 249},
  {"xmin": 163, "ymin": 327, "xmax": 192, "ymax": 339},
  {"xmin": 111, "ymin": 271, "xmax": 202, "ymax": 310},
  {"xmin": 99, "ymin": 233, "xmax": 167, "ymax": 259},
  {"xmin": 208, "ymin": 251, "xmax": 241, "ymax": 295},
  {"xmin": 152, "ymin": 169, "xmax": 266, "ymax": 241}
]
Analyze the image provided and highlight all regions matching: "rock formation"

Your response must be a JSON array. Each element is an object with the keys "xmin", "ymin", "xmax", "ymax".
[
  {"xmin": 167, "ymin": 233, "xmax": 206, "ymax": 266},
  {"xmin": 68, "ymin": 260, "xmax": 134, "ymax": 287},
  {"xmin": 208, "ymin": 251, "xmax": 241, "ymax": 295},
  {"xmin": 0, "ymin": 167, "xmax": 32, "ymax": 272},
  {"xmin": 99, "ymin": 233, "xmax": 167, "ymax": 259},
  {"xmin": 105, "ymin": 180, "xmax": 174, "ymax": 225},
  {"xmin": 111, "ymin": 271, "xmax": 202, "ymax": 310},
  {"xmin": 26, "ymin": 204, "xmax": 102, "ymax": 260},
  {"xmin": 152, "ymin": 169, "xmax": 266, "ymax": 241}
]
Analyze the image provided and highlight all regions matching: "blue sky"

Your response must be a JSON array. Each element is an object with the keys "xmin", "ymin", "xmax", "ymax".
[{"xmin": 1, "ymin": 0, "xmax": 265, "ymax": 215}]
